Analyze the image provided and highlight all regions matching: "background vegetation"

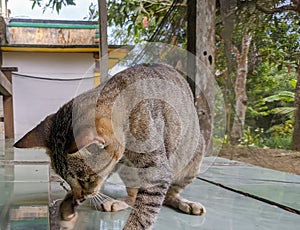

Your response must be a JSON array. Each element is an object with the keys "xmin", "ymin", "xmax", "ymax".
[{"xmin": 31, "ymin": 0, "xmax": 300, "ymax": 150}]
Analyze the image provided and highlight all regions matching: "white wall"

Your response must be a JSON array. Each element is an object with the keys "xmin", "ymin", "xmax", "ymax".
[{"xmin": 3, "ymin": 52, "xmax": 95, "ymax": 139}]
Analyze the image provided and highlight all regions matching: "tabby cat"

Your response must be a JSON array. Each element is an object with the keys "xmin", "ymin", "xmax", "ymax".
[{"xmin": 14, "ymin": 64, "xmax": 206, "ymax": 230}]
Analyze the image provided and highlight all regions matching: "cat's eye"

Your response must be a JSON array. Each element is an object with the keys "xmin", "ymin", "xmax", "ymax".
[
  {"xmin": 85, "ymin": 142, "xmax": 104, "ymax": 154},
  {"xmin": 78, "ymin": 179, "xmax": 85, "ymax": 188}
]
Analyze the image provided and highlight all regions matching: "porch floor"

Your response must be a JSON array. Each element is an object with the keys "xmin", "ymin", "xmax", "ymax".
[{"xmin": 1, "ymin": 139, "xmax": 300, "ymax": 230}]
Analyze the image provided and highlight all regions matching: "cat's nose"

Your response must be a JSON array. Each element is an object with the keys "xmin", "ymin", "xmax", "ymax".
[{"xmin": 92, "ymin": 191, "xmax": 98, "ymax": 196}]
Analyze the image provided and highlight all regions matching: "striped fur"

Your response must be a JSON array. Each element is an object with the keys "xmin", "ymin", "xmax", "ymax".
[{"xmin": 14, "ymin": 64, "xmax": 205, "ymax": 229}]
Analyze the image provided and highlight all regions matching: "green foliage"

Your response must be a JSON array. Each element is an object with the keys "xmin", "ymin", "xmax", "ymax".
[
  {"xmin": 247, "ymin": 9, "xmax": 300, "ymax": 150},
  {"xmin": 246, "ymin": 69, "xmax": 296, "ymax": 149},
  {"xmin": 32, "ymin": 0, "xmax": 186, "ymax": 45},
  {"xmin": 216, "ymin": 1, "xmax": 300, "ymax": 149},
  {"xmin": 30, "ymin": 0, "xmax": 300, "ymax": 150},
  {"xmin": 240, "ymin": 127, "xmax": 265, "ymax": 147},
  {"xmin": 263, "ymin": 136, "xmax": 292, "ymax": 150},
  {"xmin": 31, "ymin": 0, "xmax": 75, "ymax": 13},
  {"xmin": 253, "ymin": 90, "xmax": 295, "ymax": 117},
  {"xmin": 85, "ymin": 0, "xmax": 184, "ymax": 44},
  {"xmin": 241, "ymin": 120, "xmax": 293, "ymax": 150}
]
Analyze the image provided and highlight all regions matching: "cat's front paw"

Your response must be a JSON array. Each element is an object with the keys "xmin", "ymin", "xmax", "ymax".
[
  {"xmin": 59, "ymin": 212, "xmax": 78, "ymax": 230},
  {"xmin": 164, "ymin": 196, "xmax": 206, "ymax": 216},
  {"xmin": 58, "ymin": 192, "xmax": 79, "ymax": 229},
  {"xmin": 101, "ymin": 199, "xmax": 129, "ymax": 212},
  {"xmin": 178, "ymin": 200, "xmax": 206, "ymax": 215}
]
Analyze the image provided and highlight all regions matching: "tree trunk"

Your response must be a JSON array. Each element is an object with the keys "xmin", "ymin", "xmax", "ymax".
[
  {"xmin": 230, "ymin": 29, "xmax": 252, "ymax": 144},
  {"xmin": 291, "ymin": 61, "xmax": 300, "ymax": 150},
  {"xmin": 219, "ymin": 0, "xmax": 236, "ymax": 144},
  {"xmin": 187, "ymin": 0, "xmax": 216, "ymax": 153}
]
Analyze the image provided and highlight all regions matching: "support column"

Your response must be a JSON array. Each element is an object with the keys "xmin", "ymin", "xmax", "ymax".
[
  {"xmin": 1, "ymin": 67, "xmax": 17, "ymax": 139},
  {"xmin": 98, "ymin": 0, "xmax": 108, "ymax": 83},
  {"xmin": 187, "ymin": 0, "xmax": 216, "ymax": 152}
]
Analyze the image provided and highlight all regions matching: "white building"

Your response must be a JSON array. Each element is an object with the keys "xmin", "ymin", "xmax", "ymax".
[{"xmin": 0, "ymin": 18, "xmax": 130, "ymax": 139}]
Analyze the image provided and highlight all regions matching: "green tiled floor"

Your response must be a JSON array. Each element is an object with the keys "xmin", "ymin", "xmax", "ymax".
[
  {"xmin": 0, "ymin": 140, "xmax": 300, "ymax": 230},
  {"xmin": 201, "ymin": 157, "xmax": 300, "ymax": 211},
  {"xmin": 0, "ymin": 164, "xmax": 49, "ymax": 230},
  {"xmin": 156, "ymin": 180, "xmax": 300, "ymax": 230}
]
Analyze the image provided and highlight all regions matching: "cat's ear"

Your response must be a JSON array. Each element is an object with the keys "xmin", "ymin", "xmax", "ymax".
[{"xmin": 14, "ymin": 114, "xmax": 54, "ymax": 149}]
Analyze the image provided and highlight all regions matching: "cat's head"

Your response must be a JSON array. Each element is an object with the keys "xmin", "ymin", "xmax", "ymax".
[{"xmin": 14, "ymin": 115, "xmax": 121, "ymax": 204}]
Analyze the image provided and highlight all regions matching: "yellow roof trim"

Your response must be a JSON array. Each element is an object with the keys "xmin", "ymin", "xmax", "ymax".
[{"xmin": 0, "ymin": 46, "xmax": 102, "ymax": 53}]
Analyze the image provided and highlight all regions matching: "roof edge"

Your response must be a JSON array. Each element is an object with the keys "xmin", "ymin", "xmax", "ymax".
[
  {"xmin": 9, "ymin": 18, "xmax": 98, "ymax": 25},
  {"xmin": 0, "ymin": 44, "xmax": 134, "ymax": 53}
]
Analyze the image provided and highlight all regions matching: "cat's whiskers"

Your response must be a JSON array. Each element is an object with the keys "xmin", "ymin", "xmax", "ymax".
[
  {"xmin": 91, "ymin": 197, "xmax": 100, "ymax": 211},
  {"xmin": 94, "ymin": 193, "xmax": 112, "ymax": 204},
  {"xmin": 88, "ymin": 194, "xmax": 101, "ymax": 211},
  {"xmin": 87, "ymin": 192, "xmax": 114, "ymax": 211},
  {"xmin": 92, "ymin": 194, "xmax": 102, "ymax": 205},
  {"xmin": 89, "ymin": 197, "xmax": 94, "ymax": 211},
  {"xmin": 97, "ymin": 192, "xmax": 114, "ymax": 201}
]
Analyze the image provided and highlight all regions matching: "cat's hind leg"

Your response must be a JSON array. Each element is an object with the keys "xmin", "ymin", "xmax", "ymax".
[
  {"xmin": 164, "ymin": 152, "xmax": 206, "ymax": 215},
  {"xmin": 164, "ymin": 187, "xmax": 206, "ymax": 215}
]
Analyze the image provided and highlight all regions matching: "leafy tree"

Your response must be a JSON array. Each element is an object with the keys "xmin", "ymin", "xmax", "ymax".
[
  {"xmin": 30, "ymin": 0, "xmax": 300, "ymax": 150},
  {"xmin": 31, "ymin": 0, "xmax": 185, "ymax": 45},
  {"xmin": 255, "ymin": 0, "xmax": 300, "ymax": 150},
  {"xmin": 216, "ymin": 0, "xmax": 264, "ymax": 144},
  {"xmin": 31, "ymin": 0, "xmax": 76, "ymax": 13},
  {"xmin": 215, "ymin": 0, "xmax": 300, "ymax": 149}
]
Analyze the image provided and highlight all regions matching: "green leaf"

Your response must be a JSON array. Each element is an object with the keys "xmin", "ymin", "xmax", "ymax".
[
  {"xmin": 290, "ymin": 79, "xmax": 297, "ymax": 89},
  {"xmin": 56, "ymin": 2, "xmax": 62, "ymax": 13},
  {"xmin": 262, "ymin": 91, "xmax": 295, "ymax": 103},
  {"xmin": 32, "ymin": 1, "xmax": 36, "ymax": 9},
  {"xmin": 66, "ymin": 0, "xmax": 76, "ymax": 6},
  {"xmin": 127, "ymin": 24, "xmax": 133, "ymax": 34},
  {"xmin": 271, "ymin": 107, "xmax": 295, "ymax": 116}
]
